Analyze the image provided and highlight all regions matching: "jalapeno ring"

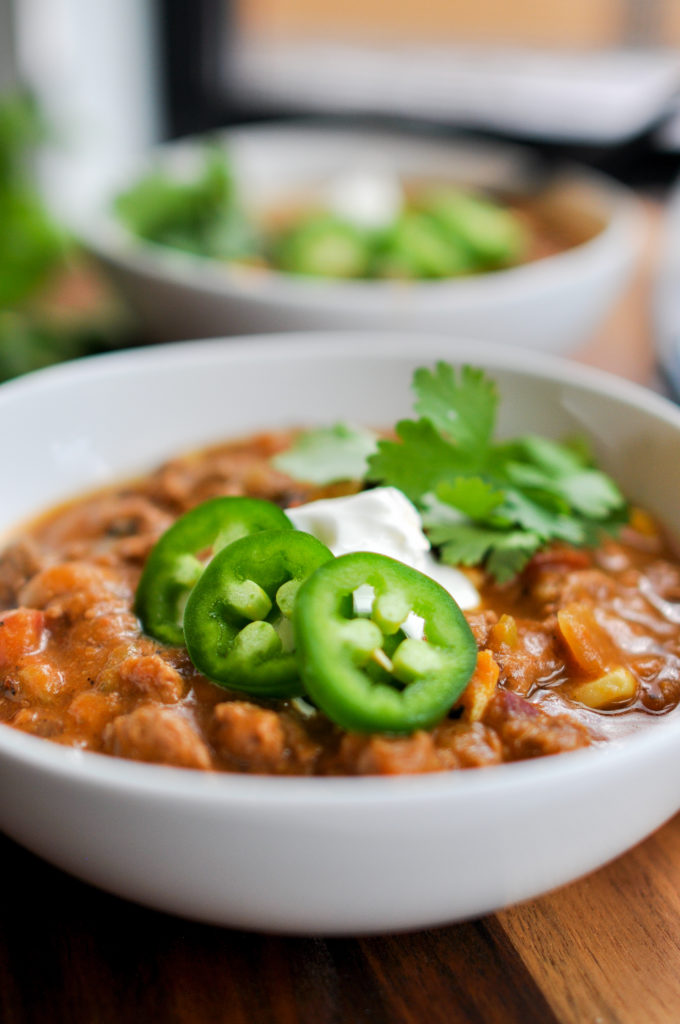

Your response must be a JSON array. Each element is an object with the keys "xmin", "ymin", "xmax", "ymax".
[
  {"xmin": 183, "ymin": 528, "xmax": 333, "ymax": 697},
  {"xmin": 135, "ymin": 496, "xmax": 292, "ymax": 645},
  {"xmin": 293, "ymin": 551, "xmax": 478, "ymax": 733}
]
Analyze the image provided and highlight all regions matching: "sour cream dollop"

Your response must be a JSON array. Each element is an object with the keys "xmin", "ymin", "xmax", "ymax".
[
  {"xmin": 286, "ymin": 486, "xmax": 480, "ymax": 611},
  {"xmin": 323, "ymin": 171, "xmax": 403, "ymax": 229}
]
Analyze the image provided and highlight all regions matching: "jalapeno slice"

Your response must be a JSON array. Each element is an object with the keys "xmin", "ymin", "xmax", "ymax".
[
  {"xmin": 293, "ymin": 551, "xmax": 478, "ymax": 733},
  {"xmin": 135, "ymin": 497, "xmax": 293, "ymax": 645},
  {"xmin": 183, "ymin": 529, "xmax": 333, "ymax": 697}
]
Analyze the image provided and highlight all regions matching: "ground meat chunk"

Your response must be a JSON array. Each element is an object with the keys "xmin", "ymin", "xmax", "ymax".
[
  {"xmin": 643, "ymin": 561, "xmax": 680, "ymax": 604},
  {"xmin": 5, "ymin": 658, "xmax": 67, "ymax": 705},
  {"xmin": 0, "ymin": 608, "xmax": 46, "ymax": 668},
  {"xmin": 332, "ymin": 730, "xmax": 441, "ymax": 776},
  {"xmin": 0, "ymin": 609, "xmax": 67, "ymax": 705},
  {"xmin": 116, "ymin": 654, "xmax": 187, "ymax": 703},
  {"xmin": 433, "ymin": 720, "xmax": 503, "ymax": 769},
  {"xmin": 18, "ymin": 563, "xmax": 141, "ymax": 667},
  {"xmin": 464, "ymin": 610, "xmax": 498, "ymax": 648},
  {"xmin": 638, "ymin": 651, "xmax": 680, "ymax": 709},
  {"xmin": 10, "ymin": 707, "xmax": 65, "ymax": 738},
  {"xmin": 103, "ymin": 706, "xmax": 212, "ymax": 769},
  {"xmin": 212, "ymin": 700, "xmax": 320, "ymax": 774},
  {"xmin": 35, "ymin": 494, "xmax": 173, "ymax": 565},
  {"xmin": 213, "ymin": 701, "xmax": 286, "ymax": 772},
  {"xmin": 549, "ymin": 568, "xmax": 619, "ymax": 610},
  {"xmin": 145, "ymin": 432, "xmax": 310, "ymax": 512},
  {"xmin": 19, "ymin": 562, "xmax": 131, "ymax": 622},
  {"xmin": 482, "ymin": 689, "xmax": 593, "ymax": 760},
  {"xmin": 522, "ymin": 547, "xmax": 594, "ymax": 609},
  {"xmin": 68, "ymin": 690, "xmax": 122, "ymax": 740},
  {"xmin": 0, "ymin": 539, "xmax": 43, "ymax": 609},
  {"xmin": 491, "ymin": 620, "xmax": 563, "ymax": 696}
]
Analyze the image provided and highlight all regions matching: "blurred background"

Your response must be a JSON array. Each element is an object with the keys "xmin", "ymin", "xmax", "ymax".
[{"xmin": 1, "ymin": 0, "xmax": 680, "ymax": 385}]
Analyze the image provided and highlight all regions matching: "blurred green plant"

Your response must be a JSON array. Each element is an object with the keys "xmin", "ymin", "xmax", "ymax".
[
  {"xmin": 0, "ymin": 310, "xmax": 93, "ymax": 378},
  {"xmin": 0, "ymin": 90, "xmax": 127, "ymax": 385},
  {"xmin": 0, "ymin": 91, "xmax": 64, "ymax": 309},
  {"xmin": 0, "ymin": 90, "xmax": 45, "ymax": 182}
]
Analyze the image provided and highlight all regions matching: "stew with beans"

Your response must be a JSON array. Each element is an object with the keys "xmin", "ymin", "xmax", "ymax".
[{"xmin": 1, "ymin": 430, "xmax": 679, "ymax": 776}]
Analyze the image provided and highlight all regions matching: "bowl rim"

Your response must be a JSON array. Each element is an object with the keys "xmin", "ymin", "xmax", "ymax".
[
  {"xmin": 76, "ymin": 121, "xmax": 642, "ymax": 305},
  {"xmin": 1, "ymin": 328, "xmax": 675, "ymax": 419},
  {"xmin": 2, "ymin": 331, "xmax": 680, "ymax": 805}
]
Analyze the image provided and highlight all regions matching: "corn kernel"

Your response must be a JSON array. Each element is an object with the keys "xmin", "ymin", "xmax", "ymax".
[
  {"xmin": 490, "ymin": 613, "xmax": 518, "ymax": 649},
  {"xmin": 629, "ymin": 507, "xmax": 658, "ymax": 539},
  {"xmin": 571, "ymin": 666, "xmax": 637, "ymax": 709}
]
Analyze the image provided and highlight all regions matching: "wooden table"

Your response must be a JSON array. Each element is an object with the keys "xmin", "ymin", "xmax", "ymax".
[{"xmin": 1, "ymin": 201, "xmax": 677, "ymax": 1024}]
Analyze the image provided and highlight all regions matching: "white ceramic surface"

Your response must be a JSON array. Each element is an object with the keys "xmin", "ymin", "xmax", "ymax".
[
  {"xmin": 2, "ymin": 333, "xmax": 680, "ymax": 935},
  {"xmin": 72, "ymin": 125, "xmax": 641, "ymax": 352}
]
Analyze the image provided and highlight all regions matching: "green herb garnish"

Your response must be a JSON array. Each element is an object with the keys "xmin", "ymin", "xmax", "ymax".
[
  {"xmin": 274, "ymin": 361, "xmax": 627, "ymax": 583},
  {"xmin": 273, "ymin": 423, "xmax": 378, "ymax": 485},
  {"xmin": 367, "ymin": 363, "xmax": 627, "ymax": 581},
  {"xmin": 114, "ymin": 146, "xmax": 259, "ymax": 263}
]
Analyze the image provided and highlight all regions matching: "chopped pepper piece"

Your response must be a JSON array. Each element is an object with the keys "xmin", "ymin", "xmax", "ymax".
[
  {"xmin": 374, "ymin": 210, "xmax": 471, "ymax": 279},
  {"xmin": 417, "ymin": 188, "xmax": 528, "ymax": 268},
  {"xmin": 272, "ymin": 212, "xmax": 372, "ymax": 278},
  {"xmin": 293, "ymin": 551, "xmax": 478, "ymax": 733},
  {"xmin": 135, "ymin": 496, "xmax": 292, "ymax": 645}
]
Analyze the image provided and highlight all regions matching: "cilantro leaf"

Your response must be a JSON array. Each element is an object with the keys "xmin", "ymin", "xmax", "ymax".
[
  {"xmin": 436, "ymin": 524, "xmax": 503, "ymax": 567},
  {"xmin": 496, "ymin": 487, "xmax": 586, "ymax": 544},
  {"xmin": 500, "ymin": 435, "xmax": 587, "ymax": 475},
  {"xmin": 432, "ymin": 522, "xmax": 542, "ymax": 583},
  {"xmin": 435, "ymin": 476, "xmax": 505, "ymax": 520},
  {"xmin": 485, "ymin": 534, "xmax": 544, "ymax": 583},
  {"xmin": 549, "ymin": 469, "xmax": 624, "ymax": 519},
  {"xmin": 413, "ymin": 362, "xmax": 497, "ymax": 457},
  {"xmin": 272, "ymin": 424, "xmax": 378, "ymax": 484},
  {"xmin": 497, "ymin": 436, "xmax": 625, "ymax": 519},
  {"xmin": 366, "ymin": 418, "xmax": 469, "ymax": 503}
]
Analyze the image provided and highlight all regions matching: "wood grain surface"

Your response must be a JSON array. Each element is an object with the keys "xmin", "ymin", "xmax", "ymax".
[{"xmin": 2, "ymin": 200, "xmax": 678, "ymax": 1024}]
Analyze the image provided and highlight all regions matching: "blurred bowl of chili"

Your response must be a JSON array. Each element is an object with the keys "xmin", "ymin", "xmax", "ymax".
[{"xmin": 69, "ymin": 123, "xmax": 640, "ymax": 353}]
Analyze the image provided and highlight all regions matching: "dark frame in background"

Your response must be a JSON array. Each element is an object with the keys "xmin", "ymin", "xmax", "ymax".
[
  {"xmin": 154, "ymin": 0, "xmax": 230, "ymax": 139},
  {"xmin": 154, "ymin": 0, "xmax": 679, "ymax": 187},
  {"xmin": 155, "ymin": 0, "xmax": 286, "ymax": 138}
]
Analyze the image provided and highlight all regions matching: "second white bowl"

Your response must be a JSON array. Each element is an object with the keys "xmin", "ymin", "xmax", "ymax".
[{"xmin": 75, "ymin": 125, "xmax": 641, "ymax": 352}]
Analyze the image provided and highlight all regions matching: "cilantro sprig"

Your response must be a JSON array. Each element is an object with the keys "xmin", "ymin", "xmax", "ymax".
[
  {"xmin": 272, "ymin": 423, "xmax": 378, "ymax": 485},
  {"xmin": 368, "ymin": 363, "xmax": 627, "ymax": 581},
  {"xmin": 273, "ymin": 362, "xmax": 628, "ymax": 583}
]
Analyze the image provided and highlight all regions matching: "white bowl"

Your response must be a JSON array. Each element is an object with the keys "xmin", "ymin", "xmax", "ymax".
[
  {"xmin": 73, "ymin": 125, "xmax": 641, "ymax": 352},
  {"xmin": 2, "ymin": 333, "xmax": 680, "ymax": 935}
]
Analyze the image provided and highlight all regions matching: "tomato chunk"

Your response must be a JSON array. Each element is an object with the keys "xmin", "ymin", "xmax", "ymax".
[{"xmin": 0, "ymin": 608, "xmax": 46, "ymax": 669}]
